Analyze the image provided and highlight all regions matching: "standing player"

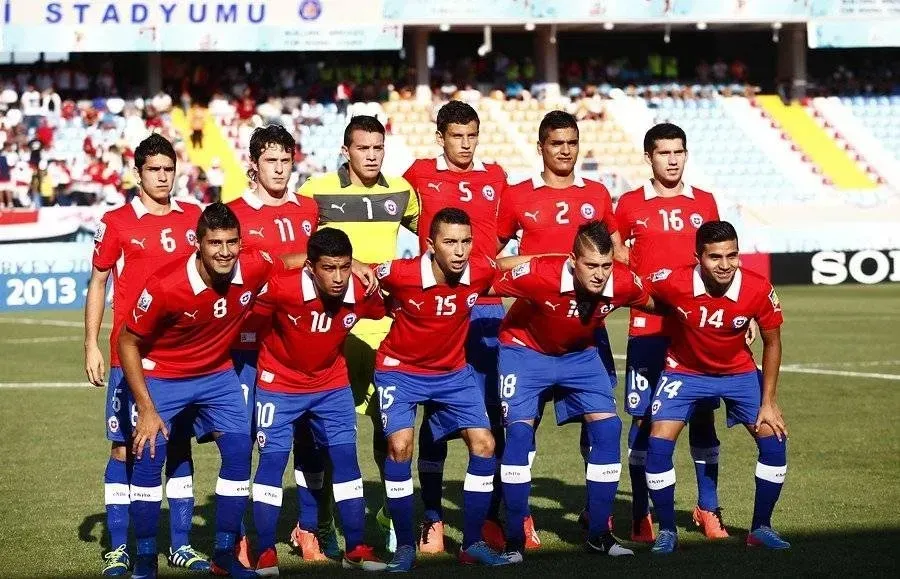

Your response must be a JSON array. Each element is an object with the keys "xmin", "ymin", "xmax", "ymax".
[
  {"xmin": 227, "ymin": 125, "xmax": 322, "ymax": 563},
  {"xmin": 299, "ymin": 115, "xmax": 418, "ymax": 551},
  {"xmin": 496, "ymin": 110, "xmax": 625, "ymax": 545},
  {"xmin": 644, "ymin": 221, "xmax": 789, "ymax": 554},
  {"xmin": 250, "ymin": 228, "xmax": 386, "ymax": 574},
  {"xmin": 373, "ymin": 208, "xmax": 514, "ymax": 571},
  {"xmin": 614, "ymin": 123, "xmax": 724, "ymax": 542},
  {"xmin": 401, "ymin": 100, "xmax": 508, "ymax": 552},
  {"xmin": 118, "ymin": 203, "xmax": 296, "ymax": 578},
  {"xmin": 84, "ymin": 134, "xmax": 207, "ymax": 575},
  {"xmin": 494, "ymin": 222, "xmax": 646, "ymax": 558}
]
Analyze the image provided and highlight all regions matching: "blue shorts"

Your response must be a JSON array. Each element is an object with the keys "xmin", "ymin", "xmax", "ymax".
[
  {"xmin": 625, "ymin": 336, "xmax": 720, "ymax": 418},
  {"xmin": 594, "ymin": 325, "xmax": 618, "ymax": 388},
  {"xmin": 374, "ymin": 367, "xmax": 491, "ymax": 441},
  {"xmin": 498, "ymin": 345, "xmax": 616, "ymax": 427},
  {"xmin": 231, "ymin": 349, "xmax": 258, "ymax": 423},
  {"xmin": 466, "ymin": 303, "xmax": 503, "ymax": 409},
  {"xmin": 650, "ymin": 370, "xmax": 761, "ymax": 427},
  {"xmin": 255, "ymin": 387, "xmax": 357, "ymax": 454},
  {"xmin": 106, "ymin": 367, "xmax": 135, "ymax": 443},
  {"xmin": 145, "ymin": 368, "xmax": 250, "ymax": 444}
]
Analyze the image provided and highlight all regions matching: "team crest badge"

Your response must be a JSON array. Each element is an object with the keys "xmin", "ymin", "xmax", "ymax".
[
  {"xmin": 580, "ymin": 203, "xmax": 595, "ymax": 219},
  {"xmin": 302, "ymin": 220, "xmax": 313, "ymax": 236},
  {"xmin": 651, "ymin": 268, "xmax": 672, "ymax": 282},
  {"xmin": 381, "ymin": 413, "xmax": 388, "ymax": 431},
  {"xmin": 256, "ymin": 431, "xmax": 267, "ymax": 449},
  {"xmin": 384, "ymin": 199, "xmax": 398, "ymax": 216},
  {"xmin": 690, "ymin": 213, "xmax": 704, "ymax": 228},
  {"xmin": 768, "ymin": 289, "xmax": 782, "ymax": 312},
  {"xmin": 137, "ymin": 289, "xmax": 153, "ymax": 312},
  {"xmin": 511, "ymin": 262, "xmax": 531, "ymax": 279},
  {"xmin": 632, "ymin": 272, "xmax": 643, "ymax": 288},
  {"xmin": 94, "ymin": 222, "xmax": 106, "ymax": 243},
  {"xmin": 501, "ymin": 401, "xmax": 509, "ymax": 419},
  {"xmin": 240, "ymin": 291, "xmax": 253, "ymax": 306},
  {"xmin": 482, "ymin": 185, "xmax": 495, "ymax": 201},
  {"xmin": 260, "ymin": 250, "xmax": 273, "ymax": 263},
  {"xmin": 466, "ymin": 293, "xmax": 479, "ymax": 308},
  {"xmin": 107, "ymin": 416, "xmax": 119, "ymax": 433},
  {"xmin": 343, "ymin": 313, "xmax": 358, "ymax": 328},
  {"xmin": 376, "ymin": 262, "xmax": 391, "ymax": 279},
  {"xmin": 733, "ymin": 315, "xmax": 748, "ymax": 329},
  {"xmin": 627, "ymin": 393, "xmax": 640, "ymax": 408},
  {"xmin": 651, "ymin": 400, "xmax": 662, "ymax": 416},
  {"xmin": 186, "ymin": 229, "xmax": 197, "ymax": 245}
]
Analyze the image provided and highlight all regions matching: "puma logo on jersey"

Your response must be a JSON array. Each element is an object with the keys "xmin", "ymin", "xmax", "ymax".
[
  {"xmin": 287, "ymin": 313, "xmax": 301, "ymax": 326},
  {"xmin": 635, "ymin": 218, "xmax": 649, "ymax": 228},
  {"xmin": 183, "ymin": 310, "xmax": 198, "ymax": 319},
  {"xmin": 408, "ymin": 299, "xmax": 424, "ymax": 311},
  {"xmin": 248, "ymin": 228, "xmax": 264, "ymax": 237},
  {"xmin": 93, "ymin": 245, "xmax": 100, "ymax": 255},
  {"xmin": 676, "ymin": 307, "xmax": 691, "ymax": 319},
  {"xmin": 544, "ymin": 301, "xmax": 560, "ymax": 311},
  {"xmin": 427, "ymin": 182, "xmax": 442, "ymax": 192},
  {"xmin": 132, "ymin": 310, "xmax": 143, "ymax": 323},
  {"xmin": 524, "ymin": 210, "xmax": 540, "ymax": 222},
  {"xmin": 330, "ymin": 203, "xmax": 346, "ymax": 213},
  {"xmin": 130, "ymin": 238, "xmax": 146, "ymax": 249}
]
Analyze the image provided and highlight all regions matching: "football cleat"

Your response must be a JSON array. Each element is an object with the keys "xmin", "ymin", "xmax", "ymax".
[
  {"xmin": 585, "ymin": 532, "xmax": 634, "ymax": 557},
  {"xmin": 385, "ymin": 544, "xmax": 416, "ymax": 573},
  {"xmin": 167, "ymin": 545, "xmax": 210, "ymax": 571},
  {"xmin": 747, "ymin": 526, "xmax": 791, "ymax": 550},
  {"xmin": 651, "ymin": 529, "xmax": 679, "ymax": 555},
  {"xmin": 693, "ymin": 506, "xmax": 730, "ymax": 539},
  {"xmin": 131, "ymin": 554, "xmax": 158, "ymax": 579},
  {"xmin": 458, "ymin": 541, "xmax": 515, "ymax": 566},
  {"xmin": 377, "ymin": 506, "xmax": 398, "ymax": 554},
  {"xmin": 319, "ymin": 520, "xmax": 343, "ymax": 560},
  {"xmin": 523, "ymin": 515, "xmax": 541, "ymax": 550},
  {"xmin": 418, "ymin": 519, "xmax": 446, "ymax": 554},
  {"xmin": 289, "ymin": 525, "xmax": 329, "ymax": 561},
  {"xmin": 342, "ymin": 544, "xmax": 388, "ymax": 571},
  {"xmin": 481, "ymin": 519, "xmax": 506, "ymax": 552},
  {"xmin": 101, "ymin": 544, "xmax": 130, "ymax": 576},
  {"xmin": 254, "ymin": 547, "xmax": 279, "ymax": 577},
  {"xmin": 234, "ymin": 534, "xmax": 255, "ymax": 569},
  {"xmin": 210, "ymin": 548, "xmax": 259, "ymax": 578},
  {"xmin": 631, "ymin": 513, "xmax": 656, "ymax": 543}
]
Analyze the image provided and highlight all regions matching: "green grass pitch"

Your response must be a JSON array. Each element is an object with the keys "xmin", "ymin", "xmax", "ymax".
[{"xmin": 0, "ymin": 284, "xmax": 897, "ymax": 577}]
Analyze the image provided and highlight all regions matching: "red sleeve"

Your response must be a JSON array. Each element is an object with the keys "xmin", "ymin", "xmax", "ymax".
[
  {"xmin": 599, "ymin": 186, "xmax": 618, "ymax": 235},
  {"xmin": 251, "ymin": 250, "xmax": 284, "ymax": 288},
  {"xmin": 359, "ymin": 289, "xmax": 387, "ymax": 321},
  {"xmin": 621, "ymin": 269, "xmax": 651, "ymax": 308},
  {"xmin": 757, "ymin": 285, "xmax": 784, "ymax": 330},
  {"xmin": 373, "ymin": 259, "xmax": 398, "ymax": 293},
  {"xmin": 708, "ymin": 195, "xmax": 720, "ymax": 221},
  {"xmin": 496, "ymin": 189, "xmax": 519, "ymax": 242},
  {"xmin": 251, "ymin": 271, "xmax": 281, "ymax": 318},
  {"xmin": 644, "ymin": 268, "xmax": 676, "ymax": 304},
  {"xmin": 402, "ymin": 161, "xmax": 418, "ymax": 190},
  {"xmin": 92, "ymin": 213, "xmax": 122, "ymax": 270},
  {"xmin": 125, "ymin": 277, "xmax": 169, "ymax": 338},
  {"xmin": 492, "ymin": 259, "xmax": 547, "ymax": 299},
  {"xmin": 613, "ymin": 195, "xmax": 632, "ymax": 241}
]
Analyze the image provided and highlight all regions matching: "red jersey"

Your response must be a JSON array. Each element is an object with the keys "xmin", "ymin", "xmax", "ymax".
[
  {"xmin": 495, "ymin": 257, "xmax": 649, "ymax": 355},
  {"xmin": 227, "ymin": 190, "xmax": 319, "ymax": 349},
  {"xmin": 404, "ymin": 155, "xmax": 506, "ymax": 306},
  {"xmin": 375, "ymin": 252, "xmax": 496, "ymax": 374},
  {"xmin": 615, "ymin": 183, "xmax": 719, "ymax": 336},
  {"xmin": 646, "ymin": 265, "xmax": 783, "ymax": 376},
  {"xmin": 497, "ymin": 174, "xmax": 617, "ymax": 255},
  {"xmin": 255, "ymin": 271, "xmax": 386, "ymax": 394},
  {"xmin": 92, "ymin": 197, "xmax": 202, "ymax": 367},
  {"xmin": 125, "ymin": 250, "xmax": 282, "ymax": 379}
]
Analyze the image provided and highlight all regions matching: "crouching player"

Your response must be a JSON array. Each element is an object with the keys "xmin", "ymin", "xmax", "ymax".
[
  {"xmin": 493, "ymin": 221, "xmax": 645, "ymax": 558},
  {"xmin": 250, "ymin": 228, "xmax": 387, "ymax": 574},
  {"xmin": 373, "ymin": 208, "xmax": 517, "ymax": 571},
  {"xmin": 644, "ymin": 221, "xmax": 789, "ymax": 554}
]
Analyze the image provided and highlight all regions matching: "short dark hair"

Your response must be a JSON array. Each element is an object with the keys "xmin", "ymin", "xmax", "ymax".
[
  {"xmin": 134, "ymin": 133, "xmax": 176, "ymax": 170},
  {"xmin": 307, "ymin": 228, "xmax": 353, "ymax": 263},
  {"xmin": 197, "ymin": 202, "xmax": 240, "ymax": 241},
  {"xmin": 538, "ymin": 110, "xmax": 579, "ymax": 144},
  {"xmin": 248, "ymin": 125, "xmax": 295, "ymax": 181},
  {"xmin": 436, "ymin": 101, "xmax": 480, "ymax": 134},
  {"xmin": 643, "ymin": 122, "xmax": 688, "ymax": 154},
  {"xmin": 695, "ymin": 220, "xmax": 738, "ymax": 255},
  {"xmin": 429, "ymin": 207, "xmax": 471, "ymax": 239},
  {"xmin": 343, "ymin": 115, "xmax": 385, "ymax": 147},
  {"xmin": 573, "ymin": 221, "xmax": 613, "ymax": 256}
]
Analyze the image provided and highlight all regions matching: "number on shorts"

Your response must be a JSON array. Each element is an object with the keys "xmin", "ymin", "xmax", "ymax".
[
  {"xmin": 655, "ymin": 376, "xmax": 683, "ymax": 399},
  {"xmin": 629, "ymin": 370, "xmax": 650, "ymax": 392},
  {"xmin": 130, "ymin": 403, "xmax": 139, "ymax": 427},
  {"xmin": 377, "ymin": 385, "xmax": 396, "ymax": 410},
  {"xmin": 256, "ymin": 402, "xmax": 275, "ymax": 428},
  {"xmin": 500, "ymin": 374, "xmax": 517, "ymax": 399}
]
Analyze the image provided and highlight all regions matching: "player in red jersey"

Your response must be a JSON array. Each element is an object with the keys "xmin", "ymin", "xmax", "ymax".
[
  {"xmin": 493, "ymin": 221, "xmax": 651, "ymax": 559},
  {"xmin": 402, "ymin": 100, "xmax": 509, "ymax": 552},
  {"xmin": 226, "ymin": 125, "xmax": 324, "ymax": 563},
  {"xmin": 83, "ymin": 134, "xmax": 208, "ymax": 575},
  {"xmin": 373, "ymin": 208, "xmax": 516, "ymax": 571},
  {"xmin": 614, "ymin": 122, "xmax": 727, "ymax": 542},
  {"xmin": 117, "ymin": 203, "xmax": 307, "ymax": 578},
  {"xmin": 250, "ymin": 228, "xmax": 386, "ymax": 574},
  {"xmin": 643, "ymin": 221, "xmax": 789, "ymax": 553},
  {"xmin": 495, "ymin": 110, "xmax": 626, "ymax": 547}
]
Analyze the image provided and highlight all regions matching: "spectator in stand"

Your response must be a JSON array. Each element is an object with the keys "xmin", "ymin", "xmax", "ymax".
[
  {"xmin": 0, "ymin": 144, "xmax": 12, "ymax": 209},
  {"xmin": 189, "ymin": 103, "xmax": 206, "ymax": 150},
  {"xmin": 207, "ymin": 157, "xmax": 225, "ymax": 203},
  {"xmin": 335, "ymin": 81, "xmax": 351, "ymax": 115},
  {"xmin": 21, "ymin": 84, "xmax": 43, "ymax": 130}
]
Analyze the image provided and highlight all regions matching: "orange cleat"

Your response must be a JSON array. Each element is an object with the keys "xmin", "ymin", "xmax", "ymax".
[
  {"xmin": 418, "ymin": 519, "xmax": 446, "ymax": 554},
  {"xmin": 289, "ymin": 524, "xmax": 329, "ymax": 561},
  {"xmin": 630, "ymin": 514, "xmax": 656, "ymax": 543},
  {"xmin": 692, "ymin": 506, "xmax": 730, "ymax": 540},
  {"xmin": 254, "ymin": 547, "xmax": 279, "ymax": 577},
  {"xmin": 523, "ymin": 515, "xmax": 541, "ymax": 550},
  {"xmin": 235, "ymin": 535, "xmax": 256, "ymax": 569},
  {"xmin": 481, "ymin": 519, "xmax": 506, "ymax": 552}
]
